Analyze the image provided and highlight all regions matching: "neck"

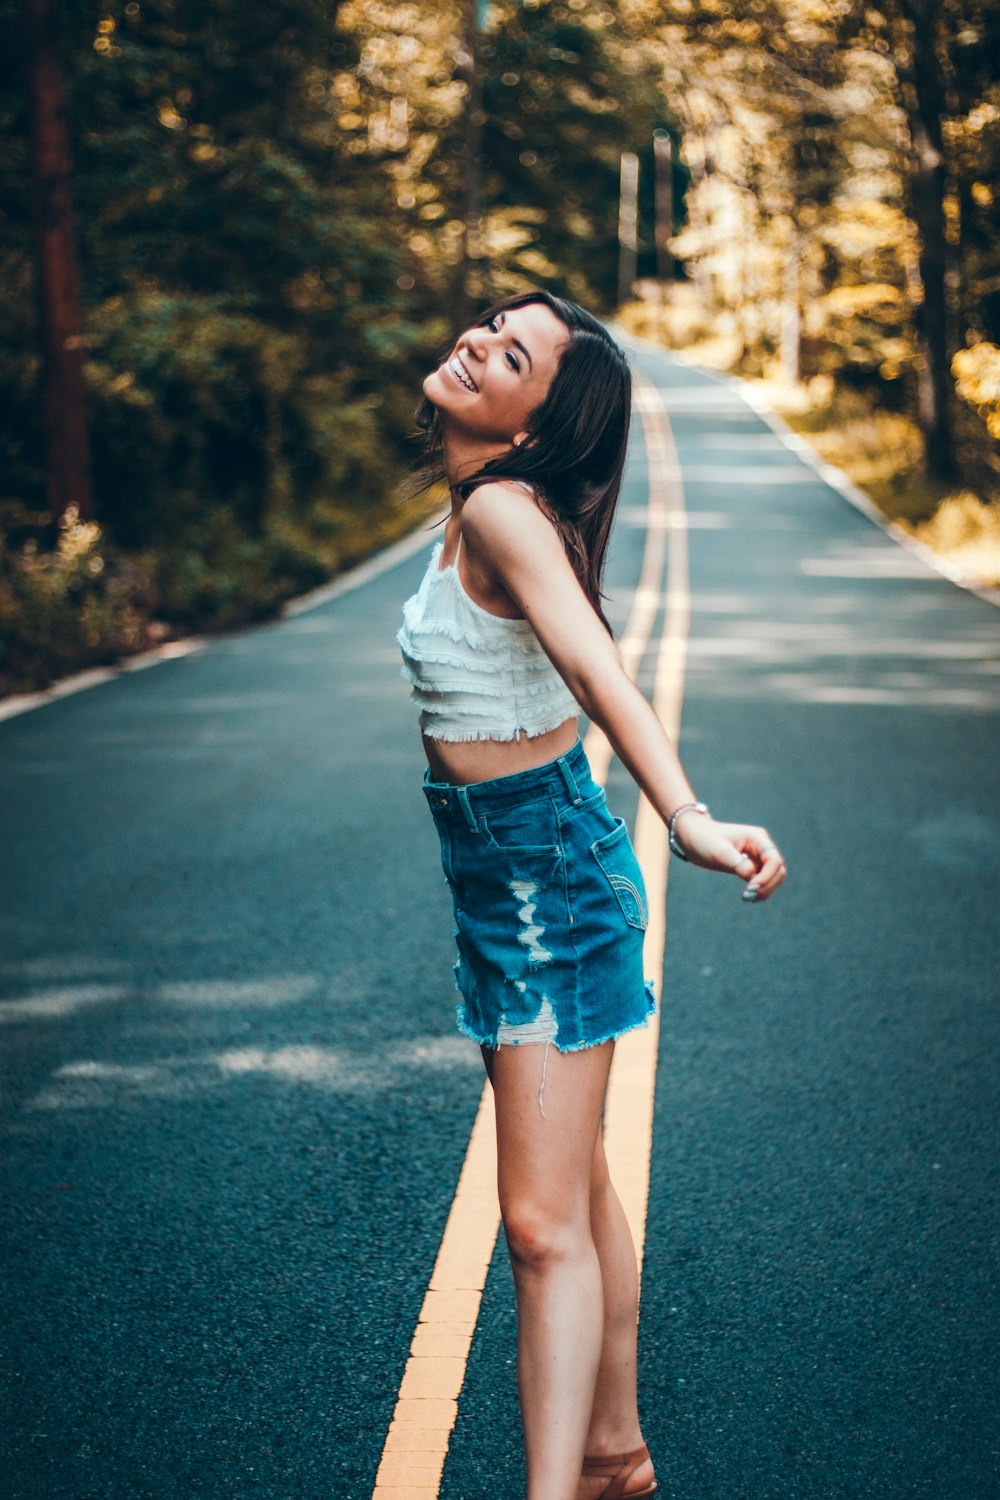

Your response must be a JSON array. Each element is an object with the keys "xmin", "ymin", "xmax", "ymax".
[{"xmin": 440, "ymin": 421, "xmax": 512, "ymax": 493}]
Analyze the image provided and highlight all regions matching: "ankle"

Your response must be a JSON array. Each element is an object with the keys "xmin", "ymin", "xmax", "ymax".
[{"xmin": 582, "ymin": 1428, "xmax": 646, "ymax": 1458}]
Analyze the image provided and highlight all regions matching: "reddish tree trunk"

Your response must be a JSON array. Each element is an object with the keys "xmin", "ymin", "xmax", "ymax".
[{"xmin": 21, "ymin": 0, "xmax": 93, "ymax": 523}]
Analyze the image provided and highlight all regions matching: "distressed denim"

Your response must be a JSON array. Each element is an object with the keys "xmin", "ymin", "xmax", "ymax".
[{"xmin": 423, "ymin": 739, "xmax": 656, "ymax": 1055}]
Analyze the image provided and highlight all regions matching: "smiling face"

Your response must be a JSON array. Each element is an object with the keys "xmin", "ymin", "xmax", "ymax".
[{"xmin": 423, "ymin": 301, "xmax": 570, "ymax": 452}]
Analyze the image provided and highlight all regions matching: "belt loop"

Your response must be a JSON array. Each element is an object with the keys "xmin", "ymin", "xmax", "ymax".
[
  {"xmin": 456, "ymin": 785, "xmax": 479, "ymax": 832},
  {"xmin": 557, "ymin": 754, "xmax": 582, "ymax": 806}
]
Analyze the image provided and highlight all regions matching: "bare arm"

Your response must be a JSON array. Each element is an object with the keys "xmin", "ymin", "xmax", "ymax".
[{"xmin": 461, "ymin": 484, "xmax": 787, "ymax": 899}]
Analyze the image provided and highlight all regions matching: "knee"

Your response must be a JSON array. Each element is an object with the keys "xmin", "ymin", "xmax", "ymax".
[{"xmin": 501, "ymin": 1200, "xmax": 587, "ymax": 1274}]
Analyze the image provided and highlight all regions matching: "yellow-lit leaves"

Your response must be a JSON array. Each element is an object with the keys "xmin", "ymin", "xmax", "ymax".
[{"xmin": 953, "ymin": 343, "xmax": 1000, "ymax": 438}]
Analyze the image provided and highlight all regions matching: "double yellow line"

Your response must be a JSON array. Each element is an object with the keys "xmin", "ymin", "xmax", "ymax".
[{"xmin": 372, "ymin": 370, "xmax": 690, "ymax": 1497}]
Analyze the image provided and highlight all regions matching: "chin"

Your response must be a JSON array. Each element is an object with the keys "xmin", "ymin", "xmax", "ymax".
[{"xmin": 423, "ymin": 365, "xmax": 449, "ymax": 406}]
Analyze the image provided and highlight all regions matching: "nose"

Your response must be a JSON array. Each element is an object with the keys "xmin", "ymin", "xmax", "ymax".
[{"xmin": 462, "ymin": 324, "xmax": 488, "ymax": 361}]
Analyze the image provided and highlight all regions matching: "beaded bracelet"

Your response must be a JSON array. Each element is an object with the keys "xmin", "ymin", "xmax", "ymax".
[{"xmin": 667, "ymin": 801, "xmax": 710, "ymax": 861}]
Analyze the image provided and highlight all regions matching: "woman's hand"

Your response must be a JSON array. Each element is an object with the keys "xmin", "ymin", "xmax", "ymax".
[{"xmin": 671, "ymin": 810, "xmax": 787, "ymax": 903}]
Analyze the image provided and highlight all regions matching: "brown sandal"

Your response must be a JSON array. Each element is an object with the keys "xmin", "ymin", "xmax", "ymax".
[{"xmin": 581, "ymin": 1443, "xmax": 658, "ymax": 1500}]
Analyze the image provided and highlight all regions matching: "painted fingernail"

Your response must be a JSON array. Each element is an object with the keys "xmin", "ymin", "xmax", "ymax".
[{"xmin": 742, "ymin": 887, "xmax": 759, "ymax": 902}]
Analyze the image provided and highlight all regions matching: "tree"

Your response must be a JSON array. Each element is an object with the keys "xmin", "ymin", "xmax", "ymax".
[
  {"xmin": 21, "ymin": 0, "xmax": 92, "ymax": 525},
  {"xmin": 479, "ymin": 0, "xmax": 666, "ymax": 310}
]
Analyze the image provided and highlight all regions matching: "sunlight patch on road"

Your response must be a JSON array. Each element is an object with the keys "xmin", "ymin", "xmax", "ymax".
[
  {"xmin": 0, "ymin": 985, "xmax": 126, "ymax": 1023},
  {"xmin": 24, "ymin": 1032, "xmax": 479, "ymax": 1113},
  {"xmin": 0, "ymin": 953, "xmax": 129, "ymax": 981},
  {"xmin": 216, "ymin": 1043, "xmax": 343, "ymax": 1080},
  {"xmin": 157, "ymin": 976, "xmax": 321, "ymax": 1009}
]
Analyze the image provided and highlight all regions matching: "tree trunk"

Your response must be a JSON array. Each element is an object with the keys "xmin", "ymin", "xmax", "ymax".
[
  {"xmin": 896, "ymin": 0, "xmax": 956, "ymax": 482},
  {"xmin": 22, "ymin": 0, "xmax": 93, "ymax": 525}
]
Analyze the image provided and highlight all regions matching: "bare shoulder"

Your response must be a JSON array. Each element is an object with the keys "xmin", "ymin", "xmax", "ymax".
[{"xmin": 461, "ymin": 480, "xmax": 563, "ymax": 563}]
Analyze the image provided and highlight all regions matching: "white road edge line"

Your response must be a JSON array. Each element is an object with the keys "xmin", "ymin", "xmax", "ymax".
[{"xmin": 617, "ymin": 328, "xmax": 1000, "ymax": 611}]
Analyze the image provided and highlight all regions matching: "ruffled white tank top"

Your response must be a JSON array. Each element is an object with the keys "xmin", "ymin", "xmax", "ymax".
[{"xmin": 397, "ymin": 537, "xmax": 577, "ymax": 743}]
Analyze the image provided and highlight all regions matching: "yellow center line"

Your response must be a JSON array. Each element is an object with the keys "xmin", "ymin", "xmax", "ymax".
[
  {"xmin": 372, "ymin": 371, "xmax": 688, "ymax": 1498},
  {"xmin": 601, "ymin": 370, "xmax": 690, "ymax": 1284},
  {"xmin": 585, "ymin": 391, "xmax": 671, "ymax": 786}
]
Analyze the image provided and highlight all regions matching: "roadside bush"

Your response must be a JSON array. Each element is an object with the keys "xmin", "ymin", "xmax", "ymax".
[
  {"xmin": 0, "ymin": 481, "xmax": 441, "ymax": 697},
  {"xmin": 0, "ymin": 506, "xmax": 154, "ymax": 696}
]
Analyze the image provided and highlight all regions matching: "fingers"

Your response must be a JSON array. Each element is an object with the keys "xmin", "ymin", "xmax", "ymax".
[
  {"xmin": 737, "ymin": 830, "xmax": 787, "ymax": 903},
  {"xmin": 677, "ymin": 816, "xmax": 788, "ymax": 902}
]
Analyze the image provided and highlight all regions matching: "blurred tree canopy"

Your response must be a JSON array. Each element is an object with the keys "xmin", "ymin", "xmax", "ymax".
[
  {"xmin": 1, "ymin": 2, "xmax": 660, "ymax": 652},
  {"xmin": 1, "ymin": 0, "xmax": 998, "ymax": 692},
  {"xmin": 623, "ymin": 0, "xmax": 1000, "ymax": 491}
]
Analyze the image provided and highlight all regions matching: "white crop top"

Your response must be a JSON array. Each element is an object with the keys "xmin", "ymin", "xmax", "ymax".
[{"xmin": 397, "ymin": 538, "xmax": 577, "ymax": 743}]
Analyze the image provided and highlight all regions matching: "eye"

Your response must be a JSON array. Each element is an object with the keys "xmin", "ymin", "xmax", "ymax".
[{"xmin": 485, "ymin": 314, "xmax": 519, "ymax": 372}]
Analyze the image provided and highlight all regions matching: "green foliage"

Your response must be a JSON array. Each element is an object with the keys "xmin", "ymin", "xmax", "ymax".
[
  {"xmin": 5, "ymin": 0, "xmax": 999, "ymax": 695},
  {"xmin": 479, "ymin": 1, "xmax": 666, "ymax": 308},
  {"xmin": 84, "ymin": 291, "xmax": 412, "ymax": 550},
  {"xmin": 1, "ymin": 0, "xmax": 439, "ymax": 532},
  {"xmin": 0, "ymin": 506, "xmax": 153, "ymax": 695},
  {"xmin": 0, "ymin": 0, "xmax": 454, "ymax": 691}
]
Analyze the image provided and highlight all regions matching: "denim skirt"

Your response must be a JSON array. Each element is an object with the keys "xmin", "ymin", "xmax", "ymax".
[{"xmin": 423, "ymin": 738, "xmax": 656, "ymax": 1052}]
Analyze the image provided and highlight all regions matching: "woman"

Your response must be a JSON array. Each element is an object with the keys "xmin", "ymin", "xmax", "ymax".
[{"xmin": 397, "ymin": 291, "xmax": 786, "ymax": 1500}]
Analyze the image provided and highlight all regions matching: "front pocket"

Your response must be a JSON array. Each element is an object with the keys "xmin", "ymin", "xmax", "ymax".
[
  {"xmin": 481, "ymin": 796, "xmax": 561, "ymax": 856},
  {"xmin": 590, "ymin": 818, "xmax": 649, "ymax": 930}
]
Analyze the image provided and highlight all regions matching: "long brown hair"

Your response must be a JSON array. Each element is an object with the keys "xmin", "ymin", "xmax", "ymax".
[{"xmin": 413, "ymin": 291, "xmax": 632, "ymax": 635}]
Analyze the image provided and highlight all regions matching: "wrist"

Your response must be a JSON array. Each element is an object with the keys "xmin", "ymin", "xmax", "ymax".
[{"xmin": 667, "ymin": 801, "xmax": 710, "ymax": 861}]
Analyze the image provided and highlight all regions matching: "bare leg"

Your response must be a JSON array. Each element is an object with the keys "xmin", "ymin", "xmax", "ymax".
[
  {"xmin": 578, "ymin": 1132, "xmax": 655, "ymax": 1496},
  {"xmin": 484, "ymin": 1040, "xmax": 614, "ymax": 1500}
]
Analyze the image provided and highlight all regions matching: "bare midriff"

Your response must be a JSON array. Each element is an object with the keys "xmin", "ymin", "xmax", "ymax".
[{"xmin": 422, "ymin": 715, "xmax": 579, "ymax": 786}]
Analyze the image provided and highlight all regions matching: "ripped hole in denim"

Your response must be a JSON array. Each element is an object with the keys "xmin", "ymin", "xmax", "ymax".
[{"xmin": 497, "ymin": 996, "xmax": 558, "ymax": 1115}]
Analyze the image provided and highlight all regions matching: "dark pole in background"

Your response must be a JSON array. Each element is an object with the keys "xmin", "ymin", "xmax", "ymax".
[
  {"xmin": 653, "ymin": 129, "xmax": 675, "ymax": 289},
  {"xmin": 21, "ymin": 0, "xmax": 93, "ymax": 526}
]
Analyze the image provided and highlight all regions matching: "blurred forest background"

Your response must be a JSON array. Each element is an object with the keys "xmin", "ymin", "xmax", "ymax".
[{"xmin": 2, "ymin": 0, "xmax": 998, "ymax": 696}]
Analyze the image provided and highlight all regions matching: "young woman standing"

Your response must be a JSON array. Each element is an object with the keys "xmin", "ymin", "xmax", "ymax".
[{"xmin": 398, "ymin": 292, "xmax": 786, "ymax": 1500}]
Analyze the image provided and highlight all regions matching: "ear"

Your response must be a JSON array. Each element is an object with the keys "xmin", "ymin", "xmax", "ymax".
[{"xmin": 512, "ymin": 431, "xmax": 529, "ymax": 448}]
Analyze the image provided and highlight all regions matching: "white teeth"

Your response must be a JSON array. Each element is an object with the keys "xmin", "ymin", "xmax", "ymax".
[{"xmin": 450, "ymin": 356, "xmax": 477, "ymax": 392}]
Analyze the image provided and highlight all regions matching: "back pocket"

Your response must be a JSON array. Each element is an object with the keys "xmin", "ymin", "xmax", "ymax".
[{"xmin": 590, "ymin": 819, "xmax": 648, "ymax": 930}]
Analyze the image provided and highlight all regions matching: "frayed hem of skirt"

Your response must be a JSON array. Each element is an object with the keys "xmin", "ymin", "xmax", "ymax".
[{"xmin": 455, "ymin": 978, "xmax": 657, "ymax": 1054}]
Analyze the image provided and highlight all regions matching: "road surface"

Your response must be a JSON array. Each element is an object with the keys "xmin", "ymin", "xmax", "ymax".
[{"xmin": 1, "ymin": 344, "xmax": 998, "ymax": 1499}]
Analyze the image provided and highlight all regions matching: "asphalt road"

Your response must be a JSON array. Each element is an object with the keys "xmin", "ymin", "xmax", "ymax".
[{"xmin": 1, "ymin": 346, "xmax": 998, "ymax": 1500}]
